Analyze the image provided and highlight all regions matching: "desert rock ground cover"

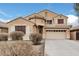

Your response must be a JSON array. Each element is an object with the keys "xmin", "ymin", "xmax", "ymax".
[{"xmin": 0, "ymin": 40, "xmax": 44, "ymax": 56}]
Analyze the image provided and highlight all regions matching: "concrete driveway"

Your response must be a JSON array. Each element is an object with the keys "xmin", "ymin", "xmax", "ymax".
[{"xmin": 45, "ymin": 39, "xmax": 79, "ymax": 56}]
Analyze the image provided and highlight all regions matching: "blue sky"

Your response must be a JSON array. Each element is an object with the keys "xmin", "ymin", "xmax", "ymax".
[{"xmin": 0, "ymin": 3, "xmax": 78, "ymax": 26}]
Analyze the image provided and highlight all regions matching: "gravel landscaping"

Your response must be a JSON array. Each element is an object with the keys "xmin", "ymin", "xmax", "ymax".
[{"xmin": 0, "ymin": 40, "xmax": 44, "ymax": 56}]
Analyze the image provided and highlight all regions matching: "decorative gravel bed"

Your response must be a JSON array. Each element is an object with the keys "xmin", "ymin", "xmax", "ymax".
[{"xmin": 0, "ymin": 40, "xmax": 44, "ymax": 56}]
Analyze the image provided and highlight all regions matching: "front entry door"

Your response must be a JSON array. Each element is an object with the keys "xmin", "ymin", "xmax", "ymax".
[{"xmin": 38, "ymin": 26, "xmax": 43, "ymax": 34}]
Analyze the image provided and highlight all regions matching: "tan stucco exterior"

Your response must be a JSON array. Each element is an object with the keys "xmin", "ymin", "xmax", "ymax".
[
  {"xmin": 7, "ymin": 10, "xmax": 70, "ymax": 40},
  {"xmin": 7, "ymin": 17, "xmax": 34, "ymax": 40},
  {"xmin": 38, "ymin": 10, "xmax": 70, "ymax": 39},
  {"xmin": 70, "ymin": 31, "xmax": 76, "ymax": 40},
  {"xmin": 70, "ymin": 26, "xmax": 79, "ymax": 40},
  {"xmin": 66, "ymin": 29, "xmax": 70, "ymax": 39}
]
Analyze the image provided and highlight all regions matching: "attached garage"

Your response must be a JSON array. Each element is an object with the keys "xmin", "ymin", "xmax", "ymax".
[
  {"xmin": 46, "ymin": 30, "xmax": 66, "ymax": 40},
  {"xmin": 70, "ymin": 28, "xmax": 79, "ymax": 40},
  {"xmin": 70, "ymin": 26, "xmax": 79, "ymax": 40}
]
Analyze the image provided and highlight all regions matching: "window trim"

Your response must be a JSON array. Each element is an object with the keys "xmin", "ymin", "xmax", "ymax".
[
  {"xmin": 15, "ymin": 26, "xmax": 26, "ymax": 34},
  {"xmin": 58, "ymin": 19, "xmax": 64, "ymax": 24},
  {"xmin": 46, "ymin": 20, "xmax": 52, "ymax": 24},
  {"xmin": 46, "ymin": 30, "xmax": 66, "ymax": 32}
]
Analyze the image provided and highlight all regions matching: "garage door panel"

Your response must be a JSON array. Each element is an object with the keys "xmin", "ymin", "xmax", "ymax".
[{"xmin": 46, "ymin": 30, "xmax": 66, "ymax": 39}]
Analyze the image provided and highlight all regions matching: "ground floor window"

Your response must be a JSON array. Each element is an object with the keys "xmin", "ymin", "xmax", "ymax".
[
  {"xmin": 15, "ymin": 26, "xmax": 26, "ymax": 34},
  {"xmin": 46, "ymin": 30, "xmax": 66, "ymax": 32}
]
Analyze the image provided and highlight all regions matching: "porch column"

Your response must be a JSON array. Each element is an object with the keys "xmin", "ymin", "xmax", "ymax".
[
  {"xmin": 66, "ymin": 29, "xmax": 70, "ymax": 40},
  {"xmin": 43, "ymin": 27, "xmax": 46, "ymax": 39}
]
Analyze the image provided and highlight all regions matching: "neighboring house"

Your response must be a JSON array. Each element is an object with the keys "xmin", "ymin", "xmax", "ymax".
[
  {"xmin": 7, "ymin": 10, "xmax": 70, "ymax": 40},
  {"xmin": 0, "ymin": 21, "xmax": 8, "ymax": 33},
  {"xmin": 70, "ymin": 26, "xmax": 79, "ymax": 40}
]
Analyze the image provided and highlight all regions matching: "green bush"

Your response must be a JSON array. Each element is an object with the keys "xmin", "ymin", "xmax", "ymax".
[
  {"xmin": 30, "ymin": 33, "xmax": 42, "ymax": 45},
  {"xmin": 0, "ymin": 33, "xmax": 8, "ymax": 41},
  {"xmin": 10, "ymin": 31, "xmax": 24, "ymax": 40}
]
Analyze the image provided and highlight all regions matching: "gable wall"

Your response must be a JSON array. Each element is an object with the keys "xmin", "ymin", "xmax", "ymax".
[
  {"xmin": 7, "ymin": 19, "xmax": 34, "ymax": 40},
  {"xmin": 38, "ymin": 10, "xmax": 68, "ymax": 28}
]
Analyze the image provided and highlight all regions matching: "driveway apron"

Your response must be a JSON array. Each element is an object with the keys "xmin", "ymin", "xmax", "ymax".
[{"xmin": 45, "ymin": 39, "xmax": 79, "ymax": 56}]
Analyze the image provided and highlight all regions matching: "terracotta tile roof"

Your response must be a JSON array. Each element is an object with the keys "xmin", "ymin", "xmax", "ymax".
[
  {"xmin": 38, "ymin": 9, "xmax": 68, "ymax": 18},
  {"xmin": 7, "ymin": 17, "xmax": 35, "ymax": 25},
  {"xmin": 24, "ymin": 9, "xmax": 68, "ymax": 20},
  {"xmin": 24, "ymin": 13, "xmax": 46, "ymax": 20}
]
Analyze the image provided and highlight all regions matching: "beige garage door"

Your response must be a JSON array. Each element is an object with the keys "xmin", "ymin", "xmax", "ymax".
[{"xmin": 46, "ymin": 30, "xmax": 66, "ymax": 39}]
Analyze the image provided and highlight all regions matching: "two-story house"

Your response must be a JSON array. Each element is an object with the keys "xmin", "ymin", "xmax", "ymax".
[
  {"xmin": 38, "ymin": 10, "xmax": 70, "ymax": 40},
  {"xmin": 7, "ymin": 10, "xmax": 70, "ymax": 40}
]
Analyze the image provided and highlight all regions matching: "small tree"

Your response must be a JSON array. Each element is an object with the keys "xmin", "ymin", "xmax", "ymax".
[
  {"xmin": 74, "ymin": 3, "xmax": 79, "ymax": 23},
  {"xmin": 0, "ymin": 33, "xmax": 8, "ymax": 41},
  {"xmin": 29, "ymin": 33, "xmax": 42, "ymax": 45},
  {"xmin": 10, "ymin": 31, "xmax": 24, "ymax": 40}
]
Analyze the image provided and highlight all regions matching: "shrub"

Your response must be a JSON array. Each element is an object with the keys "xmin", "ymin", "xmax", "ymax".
[
  {"xmin": 0, "ymin": 33, "xmax": 8, "ymax": 41},
  {"xmin": 0, "ymin": 41, "xmax": 33, "ymax": 56},
  {"xmin": 10, "ymin": 31, "xmax": 24, "ymax": 40},
  {"xmin": 29, "ymin": 33, "xmax": 42, "ymax": 45}
]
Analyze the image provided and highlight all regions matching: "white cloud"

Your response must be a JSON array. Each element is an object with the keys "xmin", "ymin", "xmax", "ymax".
[
  {"xmin": 0, "ymin": 10, "xmax": 8, "ymax": 16},
  {"xmin": 66, "ymin": 15, "xmax": 79, "ymax": 26},
  {"xmin": 0, "ymin": 10, "xmax": 12, "ymax": 17},
  {"xmin": 0, "ymin": 10, "xmax": 13, "ymax": 23},
  {"xmin": 0, "ymin": 18, "xmax": 11, "ymax": 23}
]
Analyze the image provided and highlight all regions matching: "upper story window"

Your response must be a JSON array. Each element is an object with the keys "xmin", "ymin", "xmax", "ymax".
[
  {"xmin": 58, "ymin": 19, "xmax": 64, "ymax": 24},
  {"xmin": 46, "ymin": 20, "xmax": 52, "ymax": 24},
  {"xmin": 15, "ymin": 26, "xmax": 26, "ymax": 34}
]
